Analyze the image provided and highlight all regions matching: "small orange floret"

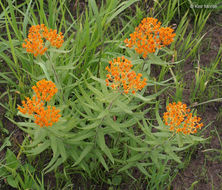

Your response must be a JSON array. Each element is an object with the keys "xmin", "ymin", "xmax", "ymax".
[
  {"xmin": 23, "ymin": 24, "xmax": 64, "ymax": 56},
  {"xmin": 17, "ymin": 80, "xmax": 60, "ymax": 127},
  {"xmin": 124, "ymin": 17, "xmax": 176, "ymax": 58},
  {"xmin": 163, "ymin": 102, "xmax": 203, "ymax": 135},
  {"xmin": 105, "ymin": 56, "xmax": 147, "ymax": 94}
]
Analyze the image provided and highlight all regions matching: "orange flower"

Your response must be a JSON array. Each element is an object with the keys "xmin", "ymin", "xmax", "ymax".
[
  {"xmin": 18, "ymin": 80, "xmax": 61, "ymax": 127},
  {"xmin": 22, "ymin": 24, "xmax": 64, "ymax": 56},
  {"xmin": 32, "ymin": 79, "xmax": 58, "ymax": 102},
  {"xmin": 163, "ymin": 102, "xmax": 203, "ymax": 134},
  {"xmin": 18, "ymin": 96, "xmax": 44, "ymax": 115},
  {"xmin": 34, "ymin": 106, "xmax": 61, "ymax": 127},
  {"xmin": 124, "ymin": 17, "xmax": 176, "ymax": 58},
  {"xmin": 105, "ymin": 56, "xmax": 147, "ymax": 94}
]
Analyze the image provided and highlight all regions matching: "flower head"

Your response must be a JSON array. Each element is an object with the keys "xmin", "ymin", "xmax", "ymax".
[
  {"xmin": 18, "ymin": 80, "xmax": 61, "ymax": 127},
  {"xmin": 124, "ymin": 17, "xmax": 176, "ymax": 58},
  {"xmin": 18, "ymin": 96, "xmax": 44, "ymax": 115},
  {"xmin": 34, "ymin": 106, "xmax": 61, "ymax": 127},
  {"xmin": 22, "ymin": 24, "xmax": 64, "ymax": 56},
  {"xmin": 105, "ymin": 56, "xmax": 147, "ymax": 94},
  {"xmin": 32, "ymin": 79, "xmax": 58, "ymax": 102},
  {"xmin": 163, "ymin": 102, "xmax": 203, "ymax": 134}
]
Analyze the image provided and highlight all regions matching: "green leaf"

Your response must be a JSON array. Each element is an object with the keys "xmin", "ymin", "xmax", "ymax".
[
  {"xmin": 26, "ymin": 129, "xmax": 47, "ymax": 148},
  {"xmin": 89, "ymin": 0, "xmax": 99, "ymax": 16},
  {"xmin": 26, "ymin": 140, "xmax": 50, "ymax": 155},
  {"xmin": 114, "ymin": 100, "xmax": 133, "ymax": 114},
  {"xmin": 95, "ymin": 149, "xmax": 109, "ymax": 171},
  {"xmin": 0, "ymin": 136, "xmax": 11, "ymax": 152},
  {"xmin": 45, "ymin": 158, "xmax": 64, "ymax": 173},
  {"xmin": 91, "ymin": 75, "xmax": 106, "ymax": 86},
  {"xmin": 97, "ymin": 109, "xmax": 109, "ymax": 119},
  {"xmin": 104, "ymin": 117, "xmax": 122, "ymax": 132},
  {"xmin": 151, "ymin": 150, "xmax": 159, "ymax": 168},
  {"xmin": 164, "ymin": 144, "xmax": 181, "ymax": 163},
  {"xmin": 147, "ymin": 53, "xmax": 174, "ymax": 65},
  {"xmin": 73, "ymin": 144, "xmax": 93, "ymax": 166},
  {"xmin": 134, "ymin": 93, "xmax": 154, "ymax": 102},
  {"xmin": 106, "ymin": 0, "xmax": 139, "ymax": 24},
  {"xmin": 17, "ymin": 122, "xmax": 38, "ymax": 129},
  {"xmin": 189, "ymin": 135, "xmax": 205, "ymax": 142},
  {"xmin": 171, "ymin": 144, "xmax": 193, "ymax": 151},
  {"xmin": 81, "ymin": 120, "xmax": 101, "ymax": 130},
  {"xmin": 126, "ymin": 153, "xmax": 143, "ymax": 162},
  {"xmin": 58, "ymin": 141, "xmax": 67, "ymax": 162},
  {"xmin": 85, "ymin": 80, "xmax": 104, "ymax": 99},
  {"xmin": 135, "ymin": 87, "xmax": 168, "ymax": 103},
  {"xmin": 153, "ymin": 132, "xmax": 170, "ymax": 138},
  {"xmin": 161, "ymin": 47, "xmax": 174, "ymax": 55},
  {"xmin": 136, "ymin": 163, "xmax": 151, "ymax": 177},
  {"xmin": 127, "ymin": 146, "xmax": 148, "ymax": 152},
  {"xmin": 68, "ymin": 131, "xmax": 95, "ymax": 143},
  {"xmin": 36, "ymin": 62, "xmax": 51, "ymax": 81},
  {"xmin": 6, "ymin": 149, "xmax": 20, "ymax": 170},
  {"xmin": 7, "ymin": 175, "xmax": 18, "ymax": 188},
  {"xmin": 75, "ymin": 89, "xmax": 100, "ymax": 113},
  {"xmin": 97, "ymin": 129, "xmax": 114, "ymax": 163},
  {"xmin": 176, "ymin": 134, "xmax": 183, "ymax": 148},
  {"xmin": 78, "ymin": 84, "xmax": 101, "ymax": 111},
  {"xmin": 112, "ymin": 175, "xmax": 122, "ymax": 186},
  {"xmin": 97, "ymin": 129, "xmax": 106, "ymax": 151},
  {"xmin": 155, "ymin": 102, "xmax": 165, "ymax": 127},
  {"xmin": 118, "ymin": 162, "xmax": 135, "ymax": 173}
]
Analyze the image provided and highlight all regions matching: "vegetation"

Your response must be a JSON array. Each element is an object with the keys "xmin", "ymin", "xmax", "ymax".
[{"xmin": 0, "ymin": 0, "xmax": 221, "ymax": 189}]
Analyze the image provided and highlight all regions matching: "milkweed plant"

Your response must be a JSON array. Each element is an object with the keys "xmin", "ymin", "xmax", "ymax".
[{"xmin": 16, "ymin": 19, "xmax": 205, "ymax": 179}]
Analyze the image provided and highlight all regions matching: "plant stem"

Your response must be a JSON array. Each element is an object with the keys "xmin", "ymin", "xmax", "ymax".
[
  {"xmin": 139, "ymin": 132, "xmax": 176, "ymax": 161},
  {"xmin": 168, "ymin": 64, "xmax": 177, "ymax": 84},
  {"xmin": 17, "ymin": 135, "xmax": 30, "ymax": 159},
  {"xmin": 93, "ymin": 93, "xmax": 120, "ymax": 146},
  {"xmin": 46, "ymin": 53, "xmax": 65, "ymax": 102}
]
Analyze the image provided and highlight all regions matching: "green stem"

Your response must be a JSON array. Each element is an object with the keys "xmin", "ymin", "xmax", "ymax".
[
  {"xmin": 46, "ymin": 53, "xmax": 65, "ymax": 102},
  {"xmin": 153, "ymin": 133, "xmax": 175, "ymax": 150},
  {"xmin": 17, "ymin": 135, "xmax": 30, "ymax": 159},
  {"xmin": 168, "ymin": 64, "xmax": 177, "ymax": 84},
  {"xmin": 93, "ymin": 93, "xmax": 120, "ymax": 146},
  {"xmin": 142, "ymin": 60, "xmax": 145, "ymax": 71}
]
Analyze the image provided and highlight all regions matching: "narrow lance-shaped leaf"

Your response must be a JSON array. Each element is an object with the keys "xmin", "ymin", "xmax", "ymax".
[
  {"xmin": 72, "ymin": 144, "xmax": 93, "ymax": 166},
  {"xmin": 97, "ymin": 129, "xmax": 114, "ymax": 163}
]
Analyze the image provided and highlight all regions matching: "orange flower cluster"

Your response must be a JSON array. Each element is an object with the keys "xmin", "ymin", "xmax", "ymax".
[
  {"xmin": 22, "ymin": 24, "xmax": 64, "ymax": 56},
  {"xmin": 124, "ymin": 17, "xmax": 176, "ymax": 58},
  {"xmin": 163, "ymin": 102, "xmax": 203, "ymax": 134},
  {"xmin": 105, "ymin": 56, "xmax": 147, "ymax": 94},
  {"xmin": 18, "ymin": 79, "xmax": 61, "ymax": 127},
  {"xmin": 32, "ymin": 79, "xmax": 58, "ymax": 102}
]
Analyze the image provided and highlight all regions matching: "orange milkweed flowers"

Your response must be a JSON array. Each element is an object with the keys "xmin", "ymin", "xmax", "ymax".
[
  {"xmin": 32, "ymin": 79, "xmax": 58, "ymax": 102},
  {"xmin": 18, "ymin": 79, "xmax": 61, "ymax": 127},
  {"xmin": 124, "ymin": 17, "xmax": 176, "ymax": 58},
  {"xmin": 163, "ymin": 102, "xmax": 203, "ymax": 135},
  {"xmin": 22, "ymin": 24, "xmax": 64, "ymax": 56},
  {"xmin": 105, "ymin": 56, "xmax": 147, "ymax": 94}
]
